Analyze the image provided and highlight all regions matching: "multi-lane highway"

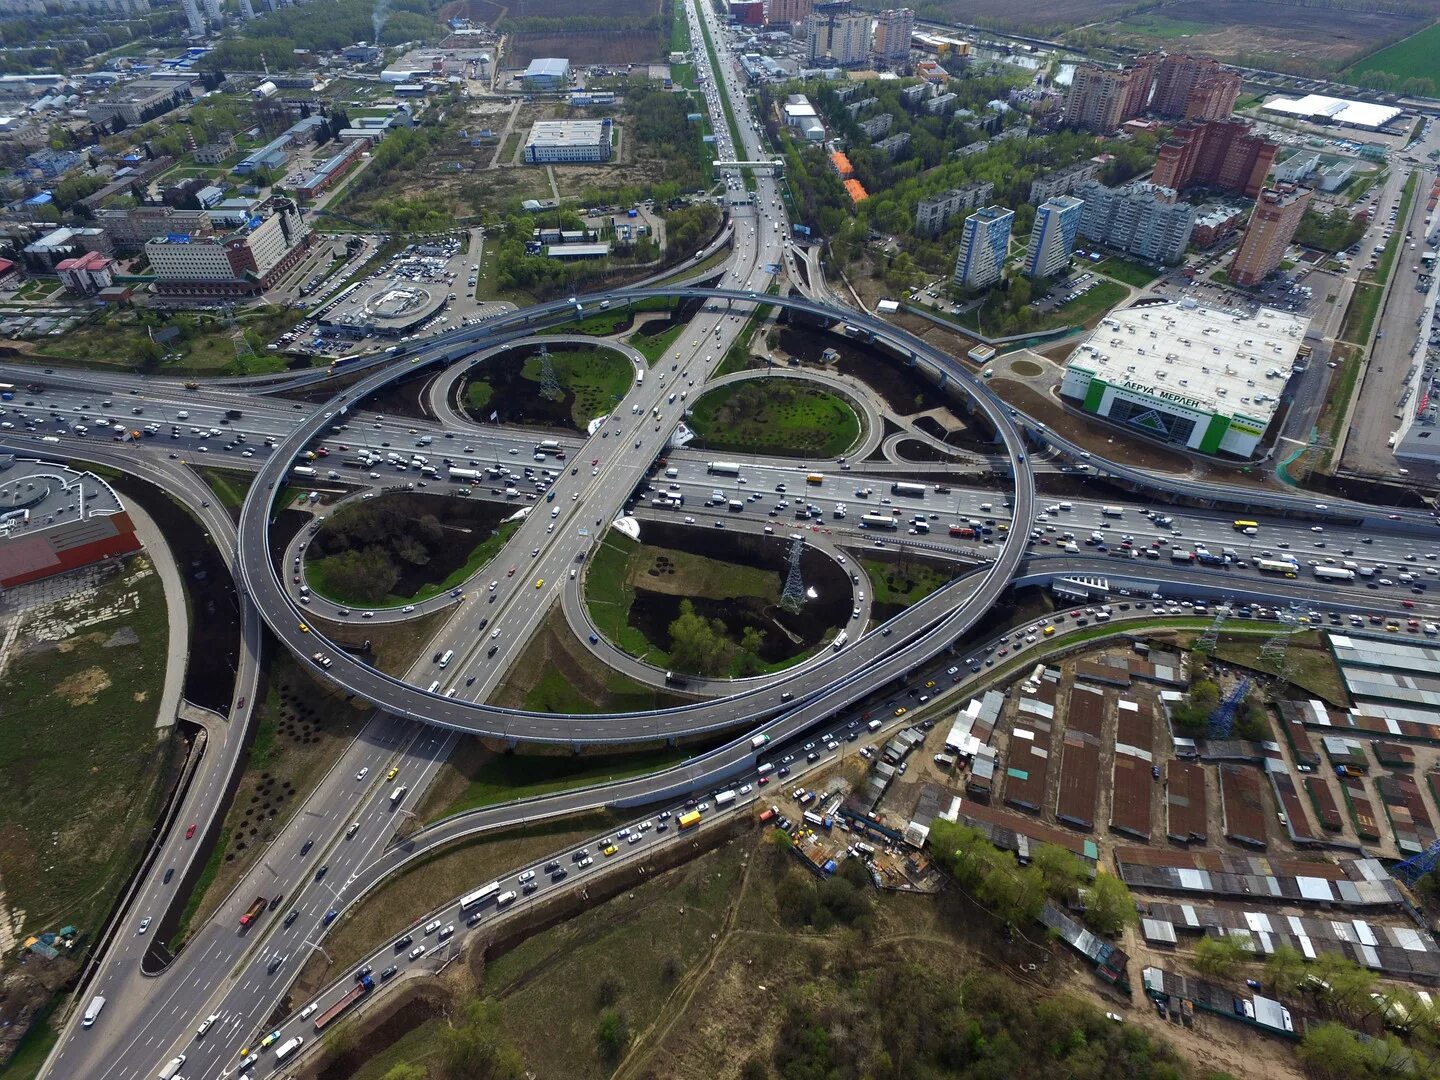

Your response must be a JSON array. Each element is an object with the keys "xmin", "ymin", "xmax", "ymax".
[{"xmin": 25, "ymin": 2, "xmax": 1440, "ymax": 1075}]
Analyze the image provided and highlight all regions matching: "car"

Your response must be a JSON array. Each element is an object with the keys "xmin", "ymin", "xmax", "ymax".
[
  {"xmin": 186, "ymin": 823, "xmax": 197, "ymax": 840},
  {"xmin": 894, "ymin": 707, "xmax": 907, "ymax": 716},
  {"xmin": 380, "ymin": 965, "xmax": 399, "ymax": 981},
  {"xmin": 603, "ymin": 844, "xmax": 618, "ymax": 856},
  {"xmin": 300, "ymin": 839, "xmax": 314, "ymax": 856},
  {"xmin": 355, "ymin": 767, "xmax": 369, "ymax": 781},
  {"xmin": 137, "ymin": 916, "xmax": 151, "ymax": 934},
  {"xmin": 259, "ymin": 1030, "xmax": 281, "ymax": 1049},
  {"xmin": 409, "ymin": 945, "xmax": 427, "ymax": 961},
  {"xmin": 535, "ymin": 578, "xmax": 544, "ymax": 588},
  {"xmin": 163, "ymin": 867, "xmax": 174, "ymax": 884},
  {"xmin": 394, "ymin": 934, "xmax": 414, "ymax": 951},
  {"xmin": 315, "ymin": 864, "xmax": 329, "ymax": 881},
  {"xmin": 284, "ymin": 909, "xmax": 300, "ymax": 927}
]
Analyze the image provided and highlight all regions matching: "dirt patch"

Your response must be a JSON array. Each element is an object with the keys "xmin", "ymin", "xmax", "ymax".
[
  {"xmin": 53, "ymin": 665, "xmax": 111, "ymax": 706},
  {"xmin": 990, "ymin": 378, "xmax": 1195, "ymax": 474},
  {"xmin": 1009, "ymin": 358, "xmax": 1043, "ymax": 377}
]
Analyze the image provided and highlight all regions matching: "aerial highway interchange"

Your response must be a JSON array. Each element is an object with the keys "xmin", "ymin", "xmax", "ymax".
[{"xmin": 7, "ymin": 1, "xmax": 1440, "ymax": 1076}]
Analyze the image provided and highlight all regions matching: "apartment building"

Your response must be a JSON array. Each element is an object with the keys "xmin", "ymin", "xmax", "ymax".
[
  {"xmin": 1024, "ymin": 196, "xmax": 1083, "ymax": 280},
  {"xmin": 1063, "ymin": 58, "xmax": 1154, "ymax": 132},
  {"xmin": 804, "ymin": 0, "xmax": 870, "ymax": 66},
  {"xmin": 1076, "ymin": 180, "xmax": 1196, "ymax": 265},
  {"xmin": 872, "ymin": 8, "xmax": 915, "ymax": 65},
  {"xmin": 914, "ymin": 180, "xmax": 994, "ymax": 237},
  {"xmin": 1229, "ymin": 185, "xmax": 1311, "ymax": 287},
  {"xmin": 1029, "ymin": 161, "xmax": 1101, "ymax": 204},
  {"xmin": 1151, "ymin": 118, "xmax": 1277, "ymax": 198},
  {"xmin": 953, "ymin": 205, "xmax": 1014, "ymax": 289}
]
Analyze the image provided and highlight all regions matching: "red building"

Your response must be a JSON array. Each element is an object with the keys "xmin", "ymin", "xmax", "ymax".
[
  {"xmin": 0, "ymin": 459, "xmax": 140, "ymax": 588},
  {"xmin": 1151, "ymin": 118, "xmax": 1277, "ymax": 199},
  {"xmin": 730, "ymin": 0, "xmax": 765, "ymax": 25},
  {"xmin": 1152, "ymin": 55, "xmax": 1240, "ymax": 121}
]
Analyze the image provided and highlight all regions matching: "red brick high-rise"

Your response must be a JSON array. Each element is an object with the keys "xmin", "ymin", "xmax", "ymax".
[
  {"xmin": 1229, "ymin": 184, "xmax": 1311, "ymax": 287},
  {"xmin": 1063, "ymin": 58, "xmax": 1156, "ymax": 132},
  {"xmin": 1151, "ymin": 118, "xmax": 1277, "ymax": 198},
  {"xmin": 1152, "ymin": 54, "xmax": 1240, "ymax": 119}
]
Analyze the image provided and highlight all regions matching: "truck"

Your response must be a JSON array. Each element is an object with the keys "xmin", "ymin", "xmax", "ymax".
[
  {"xmin": 949, "ymin": 525, "xmax": 977, "ymax": 538},
  {"xmin": 1101, "ymin": 506, "xmax": 1125, "ymax": 517},
  {"xmin": 758, "ymin": 807, "xmax": 777, "ymax": 825},
  {"xmin": 664, "ymin": 670, "xmax": 688, "ymax": 687},
  {"xmin": 832, "ymin": 629, "xmax": 849, "ymax": 650},
  {"xmin": 727, "ymin": 499, "xmax": 743, "ymax": 512},
  {"xmin": 805, "ymin": 473, "xmax": 823, "ymax": 485},
  {"xmin": 82, "ymin": 995, "xmax": 105, "ymax": 1028},
  {"xmin": 750, "ymin": 734, "xmax": 770, "ymax": 750},
  {"xmin": 715, "ymin": 790, "xmax": 737, "ymax": 808},
  {"xmin": 240, "ymin": 896, "xmax": 267, "ymax": 927},
  {"xmin": 224, "ymin": 409, "xmax": 243, "ymax": 421},
  {"xmin": 292, "ymin": 465, "xmax": 317, "ymax": 478},
  {"xmin": 312, "ymin": 973, "xmax": 374, "ymax": 1031},
  {"xmin": 890, "ymin": 482, "xmax": 926, "ymax": 498},
  {"xmin": 1256, "ymin": 558, "xmax": 1299, "ymax": 576},
  {"xmin": 449, "ymin": 467, "xmax": 484, "ymax": 481},
  {"xmin": 275, "ymin": 1035, "xmax": 304, "ymax": 1062},
  {"xmin": 678, "ymin": 810, "xmax": 702, "ymax": 829},
  {"xmin": 1169, "ymin": 550, "xmax": 1194, "ymax": 563},
  {"xmin": 1195, "ymin": 550, "xmax": 1225, "ymax": 566},
  {"xmin": 1313, "ymin": 566, "xmax": 1355, "ymax": 582},
  {"xmin": 706, "ymin": 460, "xmax": 742, "ymax": 476},
  {"xmin": 536, "ymin": 439, "xmax": 561, "ymax": 452},
  {"xmin": 860, "ymin": 514, "xmax": 898, "ymax": 530}
]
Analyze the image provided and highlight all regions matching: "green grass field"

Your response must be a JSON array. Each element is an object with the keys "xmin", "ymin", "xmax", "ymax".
[
  {"xmin": 520, "ymin": 347, "xmax": 633, "ymax": 428},
  {"xmin": 1350, "ymin": 20, "xmax": 1440, "ymax": 82},
  {"xmin": 196, "ymin": 467, "xmax": 254, "ymax": 510},
  {"xmin": 1339, "ymin": 283, "xmax": 1383, "ymax": 345},
  {"xmin": 1094, "ymin": 256, "xmax": 1161, "ymax": 288},
  {"xmin": 862, "ymin": 559, "xmax": 954, "ymax": 608},
  {"xmin": 1113, "ymin": 11, "xmax": 1209, "ymax": 38},
  {"xmin": 628, "ymin": 321, "xmax": 685, "ymax": 364},
  {"xmin": 0, "ymin": 561, "xmax": 172, "ymax": 943},
  {"xmin": 687, "ymin": 379, "xmax": 861, "ymax": 457},
  {"xmin": 436, "ymin": 747, "xmax": 693, "ymax": 816}
]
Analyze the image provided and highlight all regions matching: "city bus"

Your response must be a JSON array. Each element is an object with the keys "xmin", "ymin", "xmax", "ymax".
[
  {"xmin": 1232, "ymin": 520, "xmax": 1259, "ymax": 531},
  {"xmin": 1255, "ymin": 558, "xmax": 1298, "ymax": 577},
  {"xmin": 891, "ymin": 482, "xmax": 926, "ymax": 498},
  {"xmin": 460, "ymin": 882, "xmax": 501, "ymax": 911}
]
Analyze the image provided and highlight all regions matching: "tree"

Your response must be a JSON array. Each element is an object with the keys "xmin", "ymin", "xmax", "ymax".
[
  {"xmin": 1193, "ymin": 934, "xmax": 1251, "ymax": 980},
  {"xmin": 667, "ymin": 598, "xmax": 734, "ymax": 676},
  {"xmin": 438, "ymin": 999, "xmax": 524, "ymax": 1080},
  {"xmin": 1084, "ymin": 873, "xmax": 1137, "ymax": 935},
  {"xmin": 381, "ymin": 1066, "xmax": 427, "ymax": 1080},
  {"xmin": 595, "ymin": 1008, "xmax": 629, "ymax": 1064},
  {"xmin": 1263, "ymin": 943, "xmax": 1309, "ymax": 997},
  {"xmin": 1297, "ymin": 1022, "xmax": 1377, "ymax": 1080},
  {"xmin": 1030, "ymin": 842, "xmax": 1086, "ymax": 899}
]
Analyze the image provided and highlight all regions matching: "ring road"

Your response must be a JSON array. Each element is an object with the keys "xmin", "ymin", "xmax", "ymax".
[{"xmin": 236, "ymin": 285, "xmax": 1034, "ymax": 743}]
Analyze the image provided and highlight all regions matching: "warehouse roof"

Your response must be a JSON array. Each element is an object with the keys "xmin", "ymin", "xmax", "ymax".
[
  {"xmin": 1262, "ymin": 93, "xmax": 1401, "ymax": 130},
  {"xmin": 526, "ymin": 119, "xmax": 610, "ymax": 149},
  {"xmin": 1067, "ymin": 299, "xmax": 1309, "ymax": 421},
  {"xmin": 523, "ymin": 57, "xmax": 569, "ymax": 79}
]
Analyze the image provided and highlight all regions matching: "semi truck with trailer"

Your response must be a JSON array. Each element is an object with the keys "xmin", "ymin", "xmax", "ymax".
[
  {"xmin": 312, "ymin": 973, "xmax": 374, "ymax": 1031},
  {"xmin": 240, "ymin": 896, "xmax": 267, "ymax": 927}
]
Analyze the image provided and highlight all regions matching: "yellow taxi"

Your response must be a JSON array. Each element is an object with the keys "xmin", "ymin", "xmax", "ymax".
[
  {"xmin": 1044, "ymin": 626, "xmax": 1056, "ymax": 636},
  {"xmin": 298, "ymin": 622, "xmax": 310, "ymax": 633},
  {"xmin": 387, "ymin": 767, "xmax": 399, "ymax": 781},
  {"xmin": 535, "ymin": 578, "xmax": 545, "ymax": 589},
  {"xmin": 603, "ymin": 844, "xmax": 618, "ymax": 857},
  {"xmin": 924, "ymin": 680, "xmax": 936, "ymax": 688},
  {"xmin": 894, "ymin": 706, "xmax": 907, "ymax": 717}
]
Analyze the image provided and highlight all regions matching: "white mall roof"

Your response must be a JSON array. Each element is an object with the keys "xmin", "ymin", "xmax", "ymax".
[
  {"xmin": 1069, "ymin": 300, "xmax": 1310, "ymax": 421},
  {"xmin": 1262, "ymin": 93, "xmax": 1401, "ymax": 130}
]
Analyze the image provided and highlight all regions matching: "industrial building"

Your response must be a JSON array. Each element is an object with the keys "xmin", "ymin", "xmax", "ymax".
[
  {"xmin": 1024, "ymin": 196, "xmax": 1083, "ymax": 280},
  {"xmin": 0, "ymin": 457, "xmax": 140, "ymax": 589},
  {"xmin": 86, "ymin": 79, "xmax": 188, "ymax": 127},
  {"xmin": 521, "ymin": 57, "xmax": 570, "ymax": 89},
  {"xmin": 804, "ymin": 0, "xmax": 870, "ymax": 66},
  {"xmin": 1228, "ymin": 184, "xmax": 1311, "ymax": 288},
  {"xmin": 782, "ymin": 93, "xmax": 824, "ymax": 141},
  {"xmin": 290, "ymin": 139, "xmax": 370, "ymax": 198},
  {"xmin": 872, "ymin": 8, "xmax": 915, "ymax": 65},
  {"xmin": 145, "ymin": 195, "xmax": 311, "ymax": 298},
  {"xmin": 1150, "ymin": 118, "xmax": 1278, "ymax": 199},
  {"xmin": 1075, "ymin": 180, "xmax": 1196, "ymax": 265},
  {"xmin": 523, "ymin": 119, "xmax": 613, "ymax": 164},
  {"xmin": 232, "ymin": 115, "xmax": 327, "ymax": 175},
  {"xmin": 1261, "ymin": 93, "xmax": 1401, "ymax": 131},
  {"xmin": 1060, "ymin": 299, "xmax": 1309, "ymax": 458},
  {"xmin": 55, "ymin": 251, "xmax": 115, "ymax": 296},
  {"xmin": 914, "ymin": 181, "xmax": 993, "ymax": 238},
  {"xmin": 320, "ymin": 278, "xmax": 447, "ymax": 337},
  {"xmin": 953, "ymin": 205, "xmax": 1013, "ymax": 289}
]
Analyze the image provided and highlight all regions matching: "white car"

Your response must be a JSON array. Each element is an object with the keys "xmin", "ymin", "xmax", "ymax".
[
  {"xmin": 138, "ymin": 916, "xmax": 151, "ymax": 934},
  {"xmin": 355, "ymin": 767, "xmax": 369, "ymax": 781}
]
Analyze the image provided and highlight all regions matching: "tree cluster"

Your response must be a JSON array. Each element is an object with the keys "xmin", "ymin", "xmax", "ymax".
[
  {"xmin": 769, "ymin": 962, "xmax": 1189, "ymax": 1080},
  {"xmin": 1169, "ymin": 677, "xmax": 1221, "ymax": 737},
  {"xmin": 1295, "ymin": 206, "xmax": 1368, "ymax": 254},
  {"xmin": 206, "ymin": 0, "xmax": 443, "ymax": 72},
  {"xmin": 666, "ymin": 598, "xmax": 765, "ymax": 677},
  {"xmin": 309, "ymin": 501, "xmax": 447, "ymax": 603},
  {"xmin": 928, "ymin": 819, "xmax": 1137, "ymax": 935},
  {"xmin": 773, "ymin": 853, "xmax": 875, "ymax": 934}
]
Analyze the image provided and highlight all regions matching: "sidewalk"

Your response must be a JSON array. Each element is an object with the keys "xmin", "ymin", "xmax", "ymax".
[{"xmin": 124, "ymin": 499, "xmax": 190, "ymax": 729}]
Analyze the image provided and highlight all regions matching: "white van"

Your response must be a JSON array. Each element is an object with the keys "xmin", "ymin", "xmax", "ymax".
[
  {"xmin": 867, "ymin": 718, "xmax": 882, "ymax": 732},
  {"xmin": 439, "ymin": 650, "xmax": 454, "ymax": 668},
  {"xmin": 158, "ymin": 1056, "xmax": 187, "ymax": 1080},
  {"xmin": 82, "ymin": 995, "xmax": 105, "ymax": 1028}
]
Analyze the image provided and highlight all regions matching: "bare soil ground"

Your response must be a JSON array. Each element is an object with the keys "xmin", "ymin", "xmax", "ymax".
[
  {"xmin": 1101, "ymin": 0, "xmax": 1431, "ymax": 67},
  {"xmin": 509, "ymin": 31, "xmax": 667, "ymax": 67},
  {"xmin": 917, "ymin": 0, "xmax": 1157, "ymax": 33},
  {"xmin": 990, "ymin": 377, "xmax": 1195, "ymax": 474}
]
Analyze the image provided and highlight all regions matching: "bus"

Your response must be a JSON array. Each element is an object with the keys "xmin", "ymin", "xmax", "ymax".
[
  {"xmin": 460, "ymin": 882, "xmax": 501, "ymax": 911},
  {"xmin": 860, "ymin": 514, "xmax": 898, "ymax": 530},
  {"xmin": 805, "ymin": 473, "xmax": 823, "ymax": 485},
  {"xmin": 1256, "ymin": 558, "xmax": 1298, "ymax": 577},
  {"xmin": 1232, "ymin": 520, "xmax": 1259, "ymax": 531},
  {"xmin": 890, "ymin": 482, "xmax": 926, "ymax": 498},
  {"xmin": 706, "ymin": 461, "xmax": 742, "ymax": 476}
]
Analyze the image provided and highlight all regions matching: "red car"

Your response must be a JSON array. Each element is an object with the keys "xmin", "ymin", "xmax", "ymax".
[
  {"xmin": 186, "ymin": 824, "xmax": 197, "ymax": 840},
  {"xmin": 591, "ymin": 458, "xmax": 599, "ymax": 466},
  {"xmin": 506, "ymin": 566, "xmax": 516, "ymax": 577}
]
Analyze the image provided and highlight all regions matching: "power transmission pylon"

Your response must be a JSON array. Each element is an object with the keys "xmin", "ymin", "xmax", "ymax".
[
  {"xmin": 1394, "ymin": 838, "xmax": 1440, "ymax": 887},
  {"xmin": 233, "ymin": 333, "xmax": 256, "ymax": 367},
  {"xmin": 537, "ymin": 344, "xmax": 562, "ymax": 401},
  {"xmin": 1259, "ymin": 601, "xmax": 1307, "ymax": 693},
  {"xmin": 1198, "ymin": 601, "xmax": 1233, "ymax": 652},
  {"xmin": 780, "ymin": 536, "xmax": 806, "ymax": 613}
]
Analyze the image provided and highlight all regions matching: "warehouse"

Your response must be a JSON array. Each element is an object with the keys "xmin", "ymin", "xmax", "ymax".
[
  {"xmin": 0, "ymin": 457, "xmax": 140, "ymax": 588},
  {"xmin": 1059, "ymin": 298, "xmax": 1309, "ymax": 459},
  {"xmin": 522, "ymin": 57, "xmax": 570, "ymax": 88},
  {"xmin": 523, "ymin": 119, "xmax": 613, "ymax": 164}
]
